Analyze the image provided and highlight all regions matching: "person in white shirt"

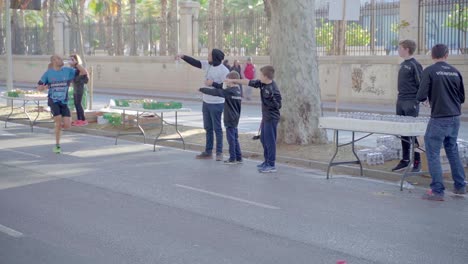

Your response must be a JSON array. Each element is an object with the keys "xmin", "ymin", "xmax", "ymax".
[{"xmin": 177, "ymin": 49, "xmax": 229, "ymax": 160}]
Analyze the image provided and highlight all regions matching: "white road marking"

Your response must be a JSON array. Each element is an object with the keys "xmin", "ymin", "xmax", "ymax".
[
  {"xmin": 175, "ymin": 184, "xmax": 280, "ymax": 210},
  {"xmin": 0, "ymin": 148, "xmax": 41, "ymax": 158},
  {"xmin": 0, "ymin": 224, "xmax": 24, "ymax": 238}
]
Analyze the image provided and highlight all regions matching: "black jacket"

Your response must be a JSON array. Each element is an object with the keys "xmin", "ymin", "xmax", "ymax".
[
  {"xmin": 248, "ymin": 80, "xmax": 282, "ymax": 121},
  {"xmin": 199, "ymin": 84, "xmax": 242, "ymax": 128},
  {"xmin": 417, "ymin": 61, "xmax": 465, "ymax": 118},
  {"xmin": 398, "ymin": 58, "xmax": 423, "ymax": 101}
]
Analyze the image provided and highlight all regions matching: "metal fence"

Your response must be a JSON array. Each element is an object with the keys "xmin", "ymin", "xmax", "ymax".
[
  {"xmin": 419, "ymin": 0, "xmax": 467, "ymax": 55},
  {"xmin": 195, "ymin": 11, "xmax": 270, "ymax": 56},
  {"xmin": 315, "ymin": 0, "xmax": 400, "ymax": 56},
  {"xmin": 2, "ymin": 0, "xmax": 467, "ymax": 56}
]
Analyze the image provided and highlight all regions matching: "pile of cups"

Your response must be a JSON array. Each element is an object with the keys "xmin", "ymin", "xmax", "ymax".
[{"xmin": 338, "ymin": 112, "xmax": 430, "ymax": 123}]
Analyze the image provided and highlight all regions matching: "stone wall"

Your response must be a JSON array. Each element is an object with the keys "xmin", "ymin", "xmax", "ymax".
[{"xmin": 0, "ymin": 55, "xmax": 466, "ymax": 105}]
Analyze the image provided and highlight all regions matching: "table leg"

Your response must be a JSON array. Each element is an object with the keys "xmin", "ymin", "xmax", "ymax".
[
  {"xmin": 4, "ymin": 99, "xmax": 14, "ymax": 128},
  {"xmin": 351, "ymin": 131, "xmax": 363, "ymax": 176},
  {"xmin": 174, "ymin": 111, "xmax": 185, "ymax": 150},
  {"xmin": 327, "ymin": 130, "xmax": 340, "ymax": 179},
  {"xmin": 153, "ymin": 112, "xmax": 165, "ymax": 152}
]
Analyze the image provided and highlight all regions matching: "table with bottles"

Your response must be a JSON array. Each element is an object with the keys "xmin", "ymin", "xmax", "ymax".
[
  {"xmin": 109, "ymin": 100, "xmax": 191, "ymax": 151},
  {"xmin": 319, "ymin": 112, "xmax": 429, "ymax": 190},
  {"xmin": 1, "ymin": 92, "xmax": 51, "ymax": 132}
]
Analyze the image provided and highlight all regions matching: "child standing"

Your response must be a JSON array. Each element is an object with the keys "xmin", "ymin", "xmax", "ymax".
[
  {"xmin": 227, "ymin": 66, "xmax": 282, "ymax": 173},
  {"xmin": 200, "ymin": 71, "xmax": 243, "ymax": 164}
]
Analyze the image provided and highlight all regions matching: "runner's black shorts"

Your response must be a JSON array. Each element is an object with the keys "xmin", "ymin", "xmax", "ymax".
[{"xmin": 48, "ymin": 99, "xmax": 71, "ymax": 117}]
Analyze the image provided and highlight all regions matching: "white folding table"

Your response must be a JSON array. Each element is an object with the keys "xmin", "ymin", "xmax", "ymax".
[
  {"xmin": 110, "ymin": 106, "xmax": 191, "ymax": 151},
  {"xmin": 1, "ymin": 94, "xmax": 51, "ymax": 132},
  {"xmin": 319, "ymin": 116, "xmax": 428, "ymax": 190}
]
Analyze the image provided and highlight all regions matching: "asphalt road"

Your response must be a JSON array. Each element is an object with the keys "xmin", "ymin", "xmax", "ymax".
[{"xmin": 1, "ymin": 122, "xmax": 467, "ymax": 264}]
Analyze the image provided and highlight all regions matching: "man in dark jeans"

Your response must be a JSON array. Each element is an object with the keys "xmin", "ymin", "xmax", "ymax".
[
  {"xmin": 417, "ymin": 44, "xmax": 466, "ymax": 201},
  {"xmin": 177, "ymin": 49, "xmax": 229, "ymax": 161},
  {"xmin": 392, "ymin": 40, "xmax": 424, "ymax": 172}
]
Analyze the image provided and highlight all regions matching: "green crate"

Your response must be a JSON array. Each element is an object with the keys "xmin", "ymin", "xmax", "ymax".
[
  {"xmin": 114, "ymin": 99, "xmax": 129, "ymax": 107},
  {"xmin": 7, "ymin": 91, "xmax": 19, "ymax": 97}
]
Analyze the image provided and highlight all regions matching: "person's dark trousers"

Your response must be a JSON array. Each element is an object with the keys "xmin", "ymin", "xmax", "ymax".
[
  {"xmin": 396, "ymin": 99, "xmax": 420, "ymax": 161},
  {"xmin": 425, "ymin": 116, "xmax": 466, "ymax": 195},
  {"xmin": 260, "ymin": 119, "xmax": 278, "ymax": 167},
  {"xmin": 202, "ymin": 102, "xmax": 224, "ymax": 154},
  {"xmin": 226, "ymin": 127, "xmax": 242, "ymax": 161},
  {"xmin": 74, "ymin": 88, "xmax": 86, "ymax": 121}
]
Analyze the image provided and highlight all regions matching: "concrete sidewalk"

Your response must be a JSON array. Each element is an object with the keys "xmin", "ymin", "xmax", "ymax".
[{"xmin": 1, "ymin": 81, "xmax": 456, "ymax": 118}]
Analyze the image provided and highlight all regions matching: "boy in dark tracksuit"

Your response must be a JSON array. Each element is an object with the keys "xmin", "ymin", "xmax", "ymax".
[
  {"xmin": 199, "ymin": 71, "xmax": 243, "ymax": 164},
  {"xmin": 392, "ymin": 40, "xmax": 424, "ymax": 172},
  {"xmin": 228, "ymin": 66, "xmax": 282, "ymax": 173}
]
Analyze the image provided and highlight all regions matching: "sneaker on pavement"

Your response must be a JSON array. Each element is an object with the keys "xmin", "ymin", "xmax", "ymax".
[
  {"xmin": 412, "ymin": 160, "xmax": 422, "ymax": 172},
  {"xmin": 259, "ymin": 165, "xmax": 277, "ymax": 173},
  {"xmin": 76, "ymin": 120, "xmax": 88, "ymax": 126},
  {"xmin": 195, "ymin": 152, "xmax": 212, "ymax": 159},
  {"xmin": 53, "ymin": 145, "xmax": 62, "ymax": 154},
  {"xmin": 392, "ymin": 160, "xmax": 410, "ymax": 172},
  {"xmin": 454, "ymin": 188, "xmax": 466, "ymax": 195},
  {"xmin": 256, "ymin": 162, "xmax": 266, "ymax": 169},
  {"xmin": 216, "ymin": 153, "xmax": 223, "ymax": 161},
  {"xmin": 236, "ymin": 159, "xmax": 243, "ymax": 164},
  {"xmin": 223, "ymin": 159, "xmax": 238, "ymax": 165},
  {"xmin": 422, "ymin": 190, "xmax": 444, "ymax": 201}
]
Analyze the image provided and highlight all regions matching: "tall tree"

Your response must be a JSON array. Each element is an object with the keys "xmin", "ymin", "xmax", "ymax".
[
  {"xmin": 167, "ymin": 0, "xmax": 177, "ymax": 55},
  {"xmin": 0, "ymin": 0, "xmax": 4, "ymax": 54},
  {"xmin": 12, "ymin": 9, "xmax": 26, "ymax": 54},
  {"xmin": 208, "ymin": 0, "xmax": 215, "ymax": 50},
  {"xmin": 129, "ymin": 0, "xmax": 137, "ymax": 55},
  {"xmin": 159, "ymin": 0, "xmax": 168, "ymax": 55},
  {"xmin": 47, "ymin": 0, "xmax": 55, "ymax": 54},
  {"xmin": 115, "ymin": 0, "xmax": 124, "ymax": 55},
  {"xmin": 41, "ymin": 0, "xmax": 48, "ymax": 55},
  {"xmin": 268, "ymin": 0, "xmax": 327, "ymax": 144},
  {"xmin": 215, "ymin": 0, "xmax": 223, "ymax": 50}
]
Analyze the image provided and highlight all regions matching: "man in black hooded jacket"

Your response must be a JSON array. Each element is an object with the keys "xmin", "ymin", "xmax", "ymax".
[{"xmin": 177, "ymin": 49, "xmax": 229, "ymax": 161}]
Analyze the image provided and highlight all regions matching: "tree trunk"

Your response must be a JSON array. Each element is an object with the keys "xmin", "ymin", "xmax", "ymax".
[
  {"xmin": 0, "ymin": 0, "xmax": 4, "ymax": 54},
  {"xmin": 130, "ymin": 0, "xmax": 137, "ymax": 56},
  {"xmin": 159, "ymin": 0, "xmax": 168, "ymax": 56},
  {"xmin": 167, "ymin": 0, "xmax": 178, "ymax": 55},
  {"xmin": 47, "ymin": 0, "xmax": 55, "ymax": 54},
  {"xmin": 215, "ymin": 0, "xmax": 224, "ymax": 50},
  {"xmin": 105, "ymin": 15, "xmax": 114, "ymax": 55},
  {"xmin": 77, "ymin": 0, "xmax": 87, "ymax": 65},
  {"xmin": 41, "ymin": 0, "xmax": 48, "ymax": 55},
  {"xmin": 208, "ymin": 0, "xmax": 215, "ymax": 51},
  {"xmin": 269, "ymin": 0, "xmax": 327, "ymax": 144},
  {"xmin": 331, "ymin": 21, "xmax": 346, "ymax": 55},
  {"xmin": 12, "ymin": 10, "xmax": 26, "ymax": 54},
  {"xmin": 115, "ymin": 0, "xmax": 124, "ymax": 55}
]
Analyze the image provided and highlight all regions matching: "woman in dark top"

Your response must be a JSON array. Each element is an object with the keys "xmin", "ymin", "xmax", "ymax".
[
  {"xmin": 232, "ymin": 60, "xmax": 243, "ymax": 97},
  {"xmin": 70, "ymin": 54, "xmax": 89, "ymax": 126}
]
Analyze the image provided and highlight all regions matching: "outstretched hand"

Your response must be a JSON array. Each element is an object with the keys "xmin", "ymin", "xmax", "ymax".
[
  {"xmin": 205, "ymin": 79, "xmax": 214, "ymax": 86},
  {"xmin": 422, "ymin": 100, "xmax": 430, "ymax": 108},
  {"xmin": 175, "ymin": 54, "xmax": 184, "ymax": 60}
]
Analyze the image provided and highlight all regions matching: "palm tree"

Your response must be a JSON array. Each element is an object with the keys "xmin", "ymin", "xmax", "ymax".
[
  {"xmin": 47, "ymin": 0, "xmax": 55, "ymax": 54},
  {"xmin": 215, "ymin": 0, "xmax": 224, "ymax": 50},
  {"xmin": 167, "ymin": 0, "xmax": 178, "ymax": 55},
  {"xmin": 159, "ymin": 0, "xmax": 168, "ymax": 55},
  {"xmin": 88, "ymin": 0, "xmax": 120, "ymax": 55},
  {"xmin": 115, "ymin": 0, "xmax": 124, "ymax": 55},
  {"xmin": 129, "ymin": 0, "xmax": 137, "ymax": 55},
  {"xmin": 0, "ymin": 0, "xmax": 5, "ymax": 54}
]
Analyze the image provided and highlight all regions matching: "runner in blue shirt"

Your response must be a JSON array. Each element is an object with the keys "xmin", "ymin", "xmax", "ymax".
[{"xmin": 37, "ymin": 55, "xmax": 88, "ymax": 153}]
